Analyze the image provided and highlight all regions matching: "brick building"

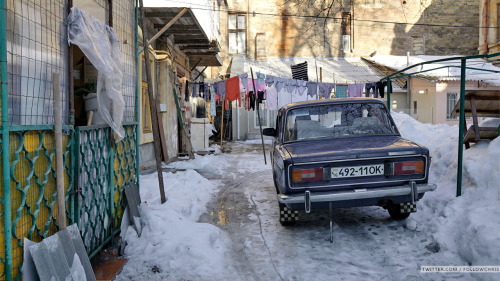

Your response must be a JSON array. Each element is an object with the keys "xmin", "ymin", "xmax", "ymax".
[{"xmin": 209, "ymin": 0, "xmax": 480, "ymax": 78}]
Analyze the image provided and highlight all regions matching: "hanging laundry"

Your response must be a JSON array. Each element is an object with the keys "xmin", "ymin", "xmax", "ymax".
[
  {"xmin": 376, "ymin": 81, "xmax": 391, "ymax": 99},
  {"xmin": 239, "ymin": 73, "xmax": 248, "ymax": 93},
  {"xmin": 285, "ymin": 79, "xmax": 297, "ymax": 94},
  {"xmin": 292, "ymin": 80, "xmax": 308, "ymax": 102},
  {"xmin": 291, "ymin": 61, "xmax": 308, "ymax": 81},
  {"xmin": 347, "ymin": 84, "xmax": 364, "ymax": 97},
  {"xmin": 256, "ymin": 72, "xmax": 266, "ymax": 88},
  {"xmin": 204, "ymin": 83, "xmax": 210, "ymax": 101},
  {"xmin": 192, "ymin": 83, "xmax": 198, "ymax": 97},
  {"xmin": 365, "ymin": 82, "xmax": 377, "ymax": 98},
  {"xmin": 215, "ymin": 81, "xmax": 226, "ymax": 101},
  {"xmin": 265, "ymin": 75, "xmax": 278, "ymax": 110},
  {"xmin": 210, "ymin": 84, "xmax": 216, "ymax": 116},
  {"xmin": 334, "ymin": 84, "xmax": 348, "ymax": 98},
  {"xmin": 248, "ymin": 78, "xmax": 265, "ymax": 93},
  {"xmin": 318, "ymin": 82, "xmax": 335, "ymax": 98},
  {"xmin": 306, "ymin": 81, "xmax": 318, "ymax": 100},
  {"xmin": 199, "ymin": 83, "xmax": 205, "ymax": 97},
  {"xmin": 278, "ymin": 78, "xmax": 292, "ymax": 109},
  {"xmin": 225, "ymin": 76, "xmax": 241, "ymax": 110},
  {"xmin": 256, "ymin": 91, "xmax": 265, "ymax": 111},
  {"xmin": 275, "ymin": 77, "xmax": 285, "ymax": 93},
  {"xmin": 248, "ymin": 91, "xmax": 256, "ymax": 111}
]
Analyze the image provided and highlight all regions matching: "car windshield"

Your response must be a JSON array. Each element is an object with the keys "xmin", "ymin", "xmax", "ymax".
[{"xmin": 284, "ymin": 102, "xmax": 398, "ymax": 142}]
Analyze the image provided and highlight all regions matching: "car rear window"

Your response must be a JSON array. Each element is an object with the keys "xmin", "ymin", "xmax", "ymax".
[{"xmin": 284, "ymin": 103, "xmax": 398, "ymax": 142}]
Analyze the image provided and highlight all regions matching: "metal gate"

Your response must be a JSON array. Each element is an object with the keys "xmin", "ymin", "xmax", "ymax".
[{"xmin": 73, "ymin": 124, "xmax": 138, "ymax": 258}]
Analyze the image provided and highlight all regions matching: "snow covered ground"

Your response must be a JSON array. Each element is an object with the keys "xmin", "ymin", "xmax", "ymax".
[{"xmin": 116, "ymin": 112, "xmax": 499, "ymax": 281}]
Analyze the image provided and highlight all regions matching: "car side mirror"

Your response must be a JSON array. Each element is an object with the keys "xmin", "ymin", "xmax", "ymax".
[{"xmin": 263, "ymin": 128, "xmax": 276, "ymax": 137}]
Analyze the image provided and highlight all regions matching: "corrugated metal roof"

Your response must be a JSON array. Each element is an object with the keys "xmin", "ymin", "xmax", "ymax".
[
  {"xmin": 365, "ymin": 55, "xmax": 500, "ymax": 86},
  {"xmin": 233, "ymin": 57, "xmax": 404, "ymax": 91}
]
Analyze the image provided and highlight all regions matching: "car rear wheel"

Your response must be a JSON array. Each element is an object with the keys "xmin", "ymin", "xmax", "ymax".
[
  {"xmin": 278, "ymin": 202, "xmax": 298, "ymax": 226},
  {"xmin": 387, "ymin": 202, "xmax": 411, "ymax": 220}
]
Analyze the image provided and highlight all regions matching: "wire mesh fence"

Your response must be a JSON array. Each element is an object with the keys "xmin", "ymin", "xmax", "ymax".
[
  {"xmin": 1, "ymin": 0, "xmax": 138, "ymax": 280},
  {"xmin": 113, "ymin": 0, "xmax": 137, "ymax": 123},
  {"xmin": 5, "ymin": 0, "xmax": 69, "ymax": 126}
]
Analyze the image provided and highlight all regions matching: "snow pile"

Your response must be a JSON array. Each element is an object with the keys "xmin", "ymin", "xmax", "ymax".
[
  {"xmin": 117, "ymin": 170, "xmax": 236, "ymax": 280},
  {"xmin": 392, "ymin": 111, "xmax": 500, "ymax": 273},
  {"xmin": 168, "ymin": 153, "xmax": 231, "ymax": 174}
]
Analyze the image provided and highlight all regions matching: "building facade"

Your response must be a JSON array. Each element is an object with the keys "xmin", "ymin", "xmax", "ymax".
[
  {"xmin": 479, "ymin": 0, "xmax": 500, "ymax": 64},
  {"xmin": 212, "ymin": 0, "xmax": 481, "ymax": 78}
]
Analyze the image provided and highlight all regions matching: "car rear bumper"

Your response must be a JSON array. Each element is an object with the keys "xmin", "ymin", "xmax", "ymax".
[{"xmin": 277, "ymin": 182, "xmax": 437, "ymax": 205}]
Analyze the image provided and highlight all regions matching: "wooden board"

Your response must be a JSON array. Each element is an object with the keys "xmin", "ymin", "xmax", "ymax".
[
  {"xmin": 451, "ymin": 90, "xmax": 500, "ymax": 118},
  {"xmin": 155, "ymin": 99, "xmax": 169, "ymax": 161}
]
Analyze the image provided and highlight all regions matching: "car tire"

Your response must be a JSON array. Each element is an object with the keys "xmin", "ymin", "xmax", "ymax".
[
  {"xmin": 278, "ymin": 202, "xmax": 298, "ymax": 226},
  {"xmin": 387, "ymin": 202, "xmax": 411, "ymax": 220}
]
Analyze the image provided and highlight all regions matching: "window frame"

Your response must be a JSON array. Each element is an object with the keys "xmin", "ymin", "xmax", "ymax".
[
  {"xmin": 254, "ymin": 102, "xmax": 270, "ymax": 129},
  {"xmin": 228, "ymin": 13, "xmax": 247, "ymax": 55},
  {"xmin": 446, "ymin": 93, "xmax": 458, "ymax": 120}
]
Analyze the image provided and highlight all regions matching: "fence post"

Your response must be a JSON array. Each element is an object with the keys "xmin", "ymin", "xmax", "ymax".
[
  {"xmin": 134, "ymin": 0, "xmax": 140, "ymax": 185},
  {"xmin": 72, "ymin": 128, "xmax": 80, "ymax": 225},
  {"xmin": 456, "ymin": 58, "xmax": 467, "ymax": 197},
  {"xmin": 0, "ymin": 0, "xmax": 13, "ymax": 279}
]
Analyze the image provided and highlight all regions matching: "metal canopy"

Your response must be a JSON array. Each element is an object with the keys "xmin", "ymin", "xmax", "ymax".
[
  {"xmin": 379, "ymin": 52, "xmax": 500, "ymax": 198},
  {"xmin": 144, "ymin": 7, "xmax": 222, "ymax": 66}
]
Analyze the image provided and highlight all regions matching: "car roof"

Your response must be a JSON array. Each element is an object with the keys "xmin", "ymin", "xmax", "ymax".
[{"xmin": 281, "ymin": 98, "xmax": 386, "ymax": 111}]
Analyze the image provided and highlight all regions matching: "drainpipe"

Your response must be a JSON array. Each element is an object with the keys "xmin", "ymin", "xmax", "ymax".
[{"xmin": 0, "ymin": 0, "xmax": 13, "ymax": 279}]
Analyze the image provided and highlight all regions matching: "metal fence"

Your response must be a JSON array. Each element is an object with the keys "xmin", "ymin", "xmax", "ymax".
[
  {"xmin": 5, "ymin": 0, "xmax": 69, "ymax": 126},
  {"xmin": 0, "ymin": 0, "xmax": 138, "ymax": 280}
]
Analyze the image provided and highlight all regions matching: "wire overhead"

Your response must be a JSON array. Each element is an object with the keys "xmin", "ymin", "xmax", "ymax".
[{"xmin": 155, "ymin": 0, "xmax": 499, "ymax": 30}]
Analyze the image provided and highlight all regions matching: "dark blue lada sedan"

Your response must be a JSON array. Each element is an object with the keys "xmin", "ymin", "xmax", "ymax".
[{"xmin": 263, "ymin": 98, "xmax": 436, "ymax": 230}]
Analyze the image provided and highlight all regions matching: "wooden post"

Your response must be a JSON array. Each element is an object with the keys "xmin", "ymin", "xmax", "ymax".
[
  {"xmin": 220, "ymin": 96, "xmax": 225, "ymax": 146},
  {"xmin": 250, "ymin": 68, "xmax": 267, "ymax": 165},
  {"xmin": 53, "ymin": 73, "xmax": 67, "ymax": 229},
  {"xmin": 139, "ymin": 0, "xmax": 167, "ymax": 203}
]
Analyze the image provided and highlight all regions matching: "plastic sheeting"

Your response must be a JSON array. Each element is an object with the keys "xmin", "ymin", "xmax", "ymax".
[{"xmin": 67, "ymin": 7, "xmax": 125, "ymax": 140}]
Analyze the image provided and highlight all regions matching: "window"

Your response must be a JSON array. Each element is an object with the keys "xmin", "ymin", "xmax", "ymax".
[
  {"xmin": 228, "ymin": 14, "xmax": 246, "ymax": 54},
  {"xmin": 254, "ymin": 103, "xmax": 269, "ymax": 128},
  {"xmin": 284, "ymin": 103, "xmax": 397, "ymax": 142},
  {"xmin": 413, "ymin": 101, "xmax": 418, "ymax": 114},
  {"xmin": 447, "ymin": 93, "xmax": 458, "ymax": 120},
  {"xmin": 142, "ymin": 82, "xmax": 152, "ymax": 133},
  {"xmin": 254, "ymin": 101, "xmax": 277, "ymax": 129}
]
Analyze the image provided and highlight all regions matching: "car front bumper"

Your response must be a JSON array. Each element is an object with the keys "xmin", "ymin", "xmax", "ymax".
[{"xmin": 277, "ymin": 182, "xmax": 437, "ymax": 207}]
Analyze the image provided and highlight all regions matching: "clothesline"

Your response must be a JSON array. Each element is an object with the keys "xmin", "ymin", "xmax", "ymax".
[{"xmin": 189, "ymin": 72, "xmax": 392, "ymax": 116}]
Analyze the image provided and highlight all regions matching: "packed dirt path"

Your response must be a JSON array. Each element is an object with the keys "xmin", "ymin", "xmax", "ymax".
[{"xmin": 195, "ymin": 142, "xmax": 468, "ymax": 281}]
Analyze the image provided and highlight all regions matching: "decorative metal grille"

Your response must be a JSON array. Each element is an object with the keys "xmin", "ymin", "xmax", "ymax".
[
  {"xmin": 113, "ymin": 125, "xmax": 138, "ymax": 228},
  {"xmin": 3, "ymin": 130, "xmax": 72, "ymax": 280},
  {"xmin": 73, "ymin": 125, "xmax": 113, "ymax": 257}
]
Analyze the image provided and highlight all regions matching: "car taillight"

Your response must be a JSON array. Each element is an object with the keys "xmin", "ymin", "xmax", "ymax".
[
  {"xmin": 393, "ymin": 161, "xmax": 424, "ymax": 175},
  {"xmin": 292, "ymin": 168, "xmax": 324, "ymax": 183}
]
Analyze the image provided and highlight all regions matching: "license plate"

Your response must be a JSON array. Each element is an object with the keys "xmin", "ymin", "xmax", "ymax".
[{"xmin": 331, "ymin": 164, "xmax": 384, "ymax": 178}]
